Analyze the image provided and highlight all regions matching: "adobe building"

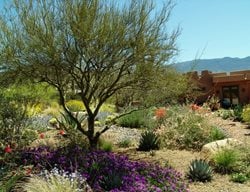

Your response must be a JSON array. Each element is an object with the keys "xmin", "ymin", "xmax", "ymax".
[{"xmin": 192, "ymin": 70, "xmax": 250, "ymax": 107}]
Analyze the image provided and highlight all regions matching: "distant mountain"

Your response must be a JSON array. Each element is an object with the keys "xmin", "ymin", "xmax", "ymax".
[{"xmin": 173, "ymin": 56, "xmax": 250, "ymax": 73}]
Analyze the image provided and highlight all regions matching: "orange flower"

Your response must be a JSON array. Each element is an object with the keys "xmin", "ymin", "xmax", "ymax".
[
  {"xmin": 4, "ymin": 145, "xmax": 12, "ymax": 153},
  {"xmin": 190, "ymin": 104, "xmax": 200, "ymax": 111},
  {"xmin": 155, "ymin": 108, "xmax": 166, "ymax": 119},
  {"xmin": 59, "ymin": 130, "xmax": 66, "ymax": 136},
  {"xmin": 39, "ymin": 133, "xmax": 45, "ymax": 139}
]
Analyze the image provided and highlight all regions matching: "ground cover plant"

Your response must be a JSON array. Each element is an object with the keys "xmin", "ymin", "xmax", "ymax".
[{"xmin": 20, "ymin": 146, "xmax": 189, "ymax": 192}]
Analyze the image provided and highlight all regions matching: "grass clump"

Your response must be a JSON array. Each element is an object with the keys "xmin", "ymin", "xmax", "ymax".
[
  {"xmin": 22, "ymin": 168, "xmax": 91, "ymax": 192},
  {"xmin": 213, "ymin": 148, "xmax": 239, "ymax": 174},
  {"xmin": 209, "ymin": 126, "xmax": 227, "ymax": 141},
  {"xmin": 117, "ymin": 138, "xmax": 132, "ymax": 148}
]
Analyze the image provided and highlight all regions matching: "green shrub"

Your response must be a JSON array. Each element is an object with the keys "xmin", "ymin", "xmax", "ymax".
[
  {"xmin": 230, "ymin": 173, "xmax": 248, "ymax": 183},
  {"xmin": 242, "ymin": 104, "xmax": 250, "ymax": 123},
  {"xmin": 20, "ymin": 129, "xmax": 38, "ymax": 147},
  {"xmin": 213, "ymin": 149, "xmax": 239, "ymax": 174},
  {"xmin": 209, "ymin": 126, "xmax": 227, "ymax": 141},
  {"xmin": 187, "ymin": 159, "xmax": 213, "ymax": 182},
  {"xmin": 66, "ymin": 100, "xmax": 85, "ymax": 112},
  {"xmin": 117, "ymin": 109, "xmax": 155, "ymax": 129},
  {"xmin": 138, "ymin": 131, "xmax": 160, "ymax": 151},
  {"xmin": 221, "ymin": 110, "xmax": 233, "ymax": 119},
  {"xmin": 233, "ymin": 105, "xmax": 243, "ymax": 121},
  {"xmin": 100, "ymin": 103, "xmax": 116, "ymax": 113},
  {"xmin": 99, "ymin": 139, "xmax": 113, "ymax": 152}
]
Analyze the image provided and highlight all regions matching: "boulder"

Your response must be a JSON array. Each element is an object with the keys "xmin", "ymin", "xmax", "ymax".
[{"xmin": 201, "ymin": 138, "xmax": 242, "ymax": 160}]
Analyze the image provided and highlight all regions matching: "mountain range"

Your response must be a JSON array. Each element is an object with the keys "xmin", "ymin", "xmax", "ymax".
[{"xmin": 173, "ymin": 56, "xmax": 250, "ymax": 73}]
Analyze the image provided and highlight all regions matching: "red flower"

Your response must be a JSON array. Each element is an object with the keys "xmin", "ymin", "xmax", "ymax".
[
  {"xmin": 39, "ymin": 133, "xmax": 45, "ymax": 139},
  {"xmin": 25, "ymin": 168, "xmax": 32, "ymax": 175},
  {"xmin": 59, "ymin": 130, "xmax": 66, "ymax": 135},
  {"xmin": 190, "ymin": 104, "xmax": 200, "ymax": 111},
  {"xmin": 4, "ymin": 145, "xmax": 12, "ymax": 153},
  {"xmin": 155, "ymin": 108, "xmax": 166, "ymax": 119}
]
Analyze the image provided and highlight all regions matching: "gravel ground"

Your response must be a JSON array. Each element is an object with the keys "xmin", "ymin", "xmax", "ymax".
[{"xmin": 108, "ymin": 112, "xmax": 250, "ymax": 192}]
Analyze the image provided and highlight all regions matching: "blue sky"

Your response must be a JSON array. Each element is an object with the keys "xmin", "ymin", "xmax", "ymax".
[
  {"xmin": 167, "ymin": 0, "xmax": 250, "ymax": 62},
  {"xmin": 0, "ymin": 0, "xmax": 249, "ymax": 62}
]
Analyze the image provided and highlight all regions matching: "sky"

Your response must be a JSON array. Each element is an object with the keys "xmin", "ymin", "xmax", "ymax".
[
  {"xmin": 0, "ymin": 0, "xmax": 249, "ymax": 62},
  {"xmin": 166, "ymin": 0, "xmax": 250, "ymax": 62}
]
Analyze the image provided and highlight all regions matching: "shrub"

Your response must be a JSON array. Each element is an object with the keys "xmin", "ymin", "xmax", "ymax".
[
  {"xmin": 161, "ymin": 105, "xmax": 212, "ymax": 150},
  {"xmin": 242, "ymin": 104, "xmax": 250, "ymax": 123},
  {"xmin": 66, "ymin": 100, "xmax": 85, "ymax": 112},
  {"xmin": 209, "ymin": 126, "xmax": 227, "ymax": 141},
  {"xmin": 98, "ymin": 139, "xmax": 113, "ymax": 152},
  {"xmin": 213, "ymin": 149, "xmax": 239, "ymax": 174},
  {"xmin": 117, "ymin": 109, "xmax": 155, "ymax": 129},
  {"xmin": 21, "ymin": 146, "xmax": 189, "ymax": 191},
  {"xmin": 187, "ymin": 159, "xmax": 213, "ymax": 182},
  {"xmin": 230, "ymin": 173, "xmax": 248, "ymax": 183},
  {"xmin": 222, "ymin": 111, "xmax": 232, "ymax": 120},
  {"xmin": 138, "ymin": 131, "xmax": 160, "ymax": 151},
  {"xmin": 233, "ymin": 105, "xmax": 243, "ymax": 121},
  {"xmin": 99, "ymin": 103, "xmax": 116, "ymax": 113}
]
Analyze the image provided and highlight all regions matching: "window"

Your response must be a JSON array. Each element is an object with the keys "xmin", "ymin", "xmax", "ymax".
[{"xmin": 222, "ymin": 86, "xmax": 239, "ymax": 107}]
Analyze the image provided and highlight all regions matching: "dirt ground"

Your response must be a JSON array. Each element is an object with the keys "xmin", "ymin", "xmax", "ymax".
[{"xmin": 114, "ymin": 113, "xmax": 250, "ymax": 192}]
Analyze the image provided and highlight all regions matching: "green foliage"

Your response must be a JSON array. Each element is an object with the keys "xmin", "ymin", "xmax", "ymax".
[
  {"xmin": 98, "ymin": 139, "xmax": 113, "ymax": 152},
  {"xmin": 117, "ymin": 109, "xmax": 156, "ymax": 129},
  {"xmin": 0, "ymin": 0, "xmax": 179, "ymax": 148},
  {"xmin": 0, "ymin": 166, "xmax": 24, "ymax": 192},
  {"xmin": 138, "ymin": 131, "xmax": 160, "ymax": 151},
  {"xmin": 213, "ymin": 149, "xmax": 239, "ymax": 174},
  {"xmin": 0, "ymin": 92, "xmax": 28, "ymax": 146},
  {"xmin": 66, "ymin": 100, "xmax": 85, "ymax": 112},
  {"xmin": 230, "ymin": 173, "xmax": 249, "ymax": 183},
  {"xmin": 233, "ymin": 105, "xmax": 243, "ymax": 121},
  {"xmin": 57, "ymin": 113, "xmax": 88, "ymax": 147},
  {"xmin": 242, "ymin": 104, "xmax": 250, "ymax": 123},
  {"xmin": 118, "ymin": 138, "xmax": 132, "ymax": 148},
  {"xmin": 19, "ymin": 129, "xmax": 38, "ymax": 147},
  {"xmin": 216, "ymin": 109, "xmax": 234, "ymax": 120},
  {"xmin": 99, "ymin": 103, "xmax": 116, "ymax": 113},
  {"xmin": 187, "ymin": 159, "xmax": 213, "ymax": 182},
  {"xmin": 209, "ymin": 126, "xmax": 227, "ymax": 141},
  {"xmin": 161, "ymin": 105, "xmax": 212, "ymax": 151},
  {"xmin": 100, "ymin": 171, "xmax": 123, "ymax": 191}
]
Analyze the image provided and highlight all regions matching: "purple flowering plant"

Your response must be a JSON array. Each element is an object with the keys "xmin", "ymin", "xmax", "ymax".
[{"xmin": 21, "ymin": 146, "xmax": 189, "ymax": 192}]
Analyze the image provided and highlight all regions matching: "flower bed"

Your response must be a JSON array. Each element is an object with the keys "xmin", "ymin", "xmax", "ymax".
[{"xmin": 21, "ymin": 146, "xmax": 189, "ymax": 191}]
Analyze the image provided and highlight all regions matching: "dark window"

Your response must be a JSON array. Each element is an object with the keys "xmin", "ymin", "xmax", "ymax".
[{"xmin": 222, "ymin": 86, "xmax": 239, "ymax": 107}]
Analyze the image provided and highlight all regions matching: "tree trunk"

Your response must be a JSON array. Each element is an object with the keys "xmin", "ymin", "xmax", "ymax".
[{"xmin": 87, "ymin": 115, "xmax": 98, "ymax": 149}]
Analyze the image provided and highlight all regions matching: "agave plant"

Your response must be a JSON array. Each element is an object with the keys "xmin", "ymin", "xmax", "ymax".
[
  {"xmin": 138, "ymin": 131, "xmax": 160, "ymax": 151},
  {"xmin": 187, "ymin": 159, "xmax": 213, "ymax": 182}
]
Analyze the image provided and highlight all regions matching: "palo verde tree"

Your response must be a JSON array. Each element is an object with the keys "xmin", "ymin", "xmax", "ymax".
[{"xmin": 0, "ymin": 0, "xmax": 179, "ymax": 148}]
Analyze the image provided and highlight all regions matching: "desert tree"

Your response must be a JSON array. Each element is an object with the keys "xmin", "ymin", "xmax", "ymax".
[{"xmin": 0, "ymin": 0, "xmax": 179, "ymax": 148}]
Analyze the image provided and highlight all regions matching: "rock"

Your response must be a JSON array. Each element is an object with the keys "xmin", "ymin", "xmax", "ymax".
[{"xmin": 201, "ymin": 138, "xmax": 242, "ymax": 160}]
